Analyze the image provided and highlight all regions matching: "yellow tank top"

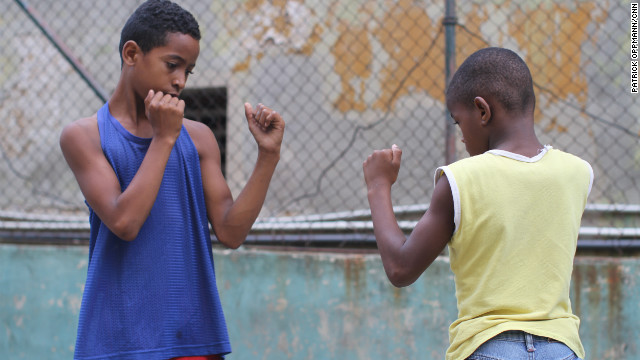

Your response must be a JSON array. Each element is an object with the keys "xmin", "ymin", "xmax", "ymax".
[{"xmin": 435, "ymin": 146, "xmax": 592, "ymax": 360}]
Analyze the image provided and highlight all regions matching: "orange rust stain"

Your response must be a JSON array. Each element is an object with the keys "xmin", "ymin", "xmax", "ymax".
[
  {"xmin": 343, "ymin": 257, "xmax": 366, "ymax": 299},
  {"xmin": 371, "ymin": 0, "xmax": 444, "ymax": 111},
  {"xmin": 334, "ymin": 1, "xmax": 490, "ymax": 112},
  {"xmin": 232, "ymin": 55, "xmax": 252, "ymax": 73},
  {"xmin": 273, "ymin": 13, "xmax": 291, "ymax": 38},
  {"xmin": 331, "ymin": 0, "xmax": 606, "ymax": 128},
  {"xmin": 586, "ymin": 266, "xmax": 601, "ymax": 308},
  {"xmin": 230, "ymin": 0, "xmax": 607, "ymax": 136},
  {"xmin": 232, "ymin": 0, "xmax": 321, "ymax": 70},
  {"xmin": 510, "ymin": 2, "xmax": 607, "ymax": 129},
  {"xmin": 289, "ymin": 23, "xmax": 323, "ymax": 56},
  {"xmin": 243, "ymin": 0, "xmax": 263, "ymax": 12},
  {"xmin": 572, "ymin": 265, "xmax": 582, "ymax": 316},
  {"xmin": 606, "ymin": 263, "xmax": 623, "ymax": 333},
  {"xmin": 331, "ymin": 21, "xmax": 372, "ymax": 112},
  {"xmin": 455, "ymin": 3, "xmax": 491, "ymax": 67},
  {"xmin": 391, "ymin": 285, "xmax": 407, "ymax": 306},
  {"xmin": 544, "ymin": 117, "xmax": 569, "ymax": 133}
]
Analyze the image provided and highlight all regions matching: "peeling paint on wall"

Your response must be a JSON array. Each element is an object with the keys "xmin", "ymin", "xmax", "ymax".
[
  {"xmin": 572, "ymin": 258, "xmax": 638, "ymax": 359},
  {"xmin": 13, "ymin": 295, "xmax": 26, "ymax": 310},
  {"xmin": 2, "ymin": 245, "xmax": 640, "ymax": 359},
  {"xmin": 231, "ymin": 0, "xmax": 323, "ymax": 72},
  {"xmin": 229, "ymin": 0, "xmax": 610, "ymax": 128},
  {"xmin": 509, "ymin": 1, "xmax": 609, "ymax": 130},
  {"xmin": 217, "ymin": 0, "xmax": 638, "ymax": 211},
  {"xmin": 371, "ymin": 0, "xmax": 446, "ymax": 111},
  {"xmin": 332, "ymin": 22, "xmax": 372, "ymax": 112},
  {"xmin": 2, "ymin": 0, "xmax": 636, "ymax": 217}
]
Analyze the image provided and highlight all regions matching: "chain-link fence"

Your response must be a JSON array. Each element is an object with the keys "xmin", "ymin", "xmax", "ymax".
[{"xmin": 1, "ymin": 0, "xmax": 638, "ymax": 237}]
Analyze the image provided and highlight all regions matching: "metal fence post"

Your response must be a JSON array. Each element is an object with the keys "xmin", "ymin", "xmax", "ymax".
[
  {"xmin": 444, "ymin": 0, "xmax": 457, "ymax": 165},
  {"xmin": 13, "ymin": 0, "xmax": 108, "ymax": 102}
]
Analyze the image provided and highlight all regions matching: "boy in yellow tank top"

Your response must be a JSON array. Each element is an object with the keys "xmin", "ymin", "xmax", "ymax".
[{"xmin": 363, "ymin": 47, "xmax": 592, "ymax": 360}]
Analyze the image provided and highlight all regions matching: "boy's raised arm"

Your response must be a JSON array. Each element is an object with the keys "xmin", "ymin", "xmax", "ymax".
[
  {"xmin": 194, "ymin": 102, "xmax": 285, "ymax": 249},
  {"xmin": 363, "ymin": 145, "xmax": 454, "ymax": 287},
  {"xmin": 59, "ymin": 91, "xmax": 185, "ymax": 241}
]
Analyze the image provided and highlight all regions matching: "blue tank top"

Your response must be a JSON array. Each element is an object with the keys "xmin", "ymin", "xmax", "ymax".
[{"xmin": 74, "ymin": 103, "xmax": 231, "ymax": 360}]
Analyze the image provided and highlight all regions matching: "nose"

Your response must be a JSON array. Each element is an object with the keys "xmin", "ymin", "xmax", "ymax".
[{"xmin": 173, "ymin": 74, "xmax": 186, "ymax": 92}]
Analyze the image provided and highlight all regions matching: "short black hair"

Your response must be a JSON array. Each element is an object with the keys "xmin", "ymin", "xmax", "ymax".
[
  {"xmin": 119, "ymin": 0, "xmax": 201, "ymax": 63},
  {"xmin": 446, "ymin": 47, "xmax": 535, "ymax": 113}
]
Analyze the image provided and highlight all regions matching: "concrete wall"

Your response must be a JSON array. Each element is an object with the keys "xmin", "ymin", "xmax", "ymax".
[
  {"xmin": 1, "ymin": 0, "xmax": 638, "ymax": 215},
  {"xmin": 1, "ymin": 244, "xmax": 638, "ymax": 359}
]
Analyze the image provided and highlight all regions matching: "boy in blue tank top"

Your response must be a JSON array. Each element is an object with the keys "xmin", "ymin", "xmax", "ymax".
[
  {"xmin": 363, "ymin": 47, "xmax": 591, "ymax": 359},
  {"xmin": 59, "ymin": 1, "xmax": 284, "ymax": 359}
]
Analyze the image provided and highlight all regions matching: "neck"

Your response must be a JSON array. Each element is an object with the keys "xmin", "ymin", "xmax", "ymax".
[
  {"xmin": 108, "ymin": 74, "xmax": 148, "ymax": 126},
  {"xmin": 489, "ymin": 113, "xmax": 543, "ymax": 157},
  {"xmin": 105, "ymin": 75, "xmax": 154, "ymax": 138}
]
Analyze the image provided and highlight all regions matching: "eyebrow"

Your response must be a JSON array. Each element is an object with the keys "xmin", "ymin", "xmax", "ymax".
[{"xmin": 164, "ymin": 54, "xmax": 196, "ymax": 68}]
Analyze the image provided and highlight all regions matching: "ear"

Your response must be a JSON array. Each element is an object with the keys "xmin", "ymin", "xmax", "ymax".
[
  {"xmin": 122, "ymin": 40, "xmax": 142, "ymax": 66},
  {"xmin": 473, "ymin": 97, "xmax": 492, "ymax": 126}
]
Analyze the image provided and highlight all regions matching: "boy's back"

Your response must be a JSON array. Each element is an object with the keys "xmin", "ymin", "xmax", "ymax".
[
  {"xmin": 438, "ymin": 146, "xmax": 592, "ymax": 359},
  {"xmin": 363, "ymin": 47, "xmax": 589, "ymax": 360}
]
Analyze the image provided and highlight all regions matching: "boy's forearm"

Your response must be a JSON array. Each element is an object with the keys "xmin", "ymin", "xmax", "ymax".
[
  {"xmin": 368, "ymin": 187, "xmax": 406, "ymax": 248},
  {"xmin": 109, "ymin": 137, "xmax": 175, "ymax": 240},
  {"xmin": 367, "ymin": 186, "xmax": 409, "ymax": 284},
  {"xmin": 217, "ymin": 151, "xmax": 280, "ymax": 247}
]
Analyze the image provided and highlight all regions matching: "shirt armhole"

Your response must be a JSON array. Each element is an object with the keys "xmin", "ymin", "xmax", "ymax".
[
  {"xmin": 582, "ymin": 159, "xmax": 594, "ymax": 198},
  {"xmin": 434, "ymin": 166, "xmax": 461, "ymax": 235}
]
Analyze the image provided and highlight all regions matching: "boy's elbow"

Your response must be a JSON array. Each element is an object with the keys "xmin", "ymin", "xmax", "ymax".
[
  {"xmin": 225, "ymin": 241, "xmax": 242, "ymax": 250},
  {"xmin": 385, "ymin": 267, "xmax": 416, "ymax": 288},
  {"xmin": 118, "ymin": 232, "xmax": 138, "ymax": 242},
  {"xmin": 110, "ymin": 219, "xmax": 140, "ymax": 242},
  {"xmin": 212, "ymin": 226, "xmax": 247, "ymax": 249},
  {"xmin": 388, "ymin": 275, "xmax": 413, "ymax": 288},
  {"xmin": 217, "ymin": 234, "xmax": 243, "ymax": 249},
  {"xmin": 114, "ymin": 229, "xmax": 139, "ymax": 242}
]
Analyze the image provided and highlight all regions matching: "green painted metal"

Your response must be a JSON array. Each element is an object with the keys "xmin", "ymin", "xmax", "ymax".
[
  {"xmin": 1, "ymin": 245, "xmax": 87, "ymax": 359},
  {"xmin": 1, "ymin": 245, "xmax": 638, "ymax": 359}
]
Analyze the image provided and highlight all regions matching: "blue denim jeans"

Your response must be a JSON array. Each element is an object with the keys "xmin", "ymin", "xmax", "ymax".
[{"xmin": 466, "ymin": 330, "xmax": 582, "ymax": 360}]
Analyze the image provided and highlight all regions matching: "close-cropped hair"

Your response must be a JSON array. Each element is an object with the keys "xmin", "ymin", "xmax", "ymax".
[
  {"xmin": 118, "ymin": 0, "xmax": 201, "ymax": 64},
  {"xmin": 446, "ymin": 47, "xmax": 535, "ymax": 113}
]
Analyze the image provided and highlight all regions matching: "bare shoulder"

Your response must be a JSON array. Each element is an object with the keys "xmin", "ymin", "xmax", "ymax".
[
  {"xmin": 183, "ymin": 119, "xmax": 218, "ymax": 154},
  {"xmin": 59, "ymin": 114, "xmax": 101, "ymax": 158},
  {"xmin": 60, "ymin": 114, "xmax": 99, "ymax": 144}
]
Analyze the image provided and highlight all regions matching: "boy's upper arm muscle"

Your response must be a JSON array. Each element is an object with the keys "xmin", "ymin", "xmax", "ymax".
[
  {"xmin": 59, "ymin": 117, "xmax": 122, "ymax": 220},
  {"xmin": 184, "ymin": 121, "xmax": 233, "ymax": 227},
  {"xmin": 403, "ymin": 174, "xmax": 455, "ymax": 277}
]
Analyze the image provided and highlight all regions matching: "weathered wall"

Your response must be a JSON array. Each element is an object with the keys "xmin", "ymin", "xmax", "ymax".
[
  {"xmin": 1, "ymin": 244, "xmax": 638, "ymax": 359},
  {"xmin": 219, "ymin": 0, "xmax": 640, "ymax": 213},
  {"xmin": 1, "ymin": 0, "xmax": 637, "ymax": 216}
]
